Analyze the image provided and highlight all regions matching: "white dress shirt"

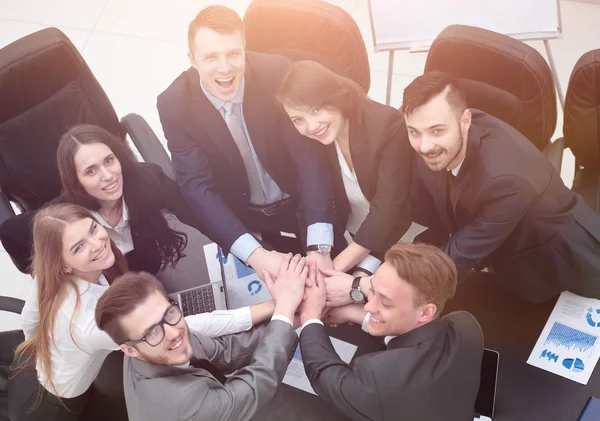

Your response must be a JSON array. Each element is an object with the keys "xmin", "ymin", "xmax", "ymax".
[
  {"xmin": 91, "ymin": 199, "xmax": 134, "ymax": 255},
  {"xmin": 21, "ymin": 276, "xmax": 255, "ymax": 398},
  {"xmin": 334, "ymin": 141, "xmax": 382, "ymax": 273}
]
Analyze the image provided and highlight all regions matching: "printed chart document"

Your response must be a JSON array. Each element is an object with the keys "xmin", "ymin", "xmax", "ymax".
[
  {"xmin": 283, "ymin": 331, "xmax": 358, "ymax": 395},
  {"xmin": 527, "ymin": 291, "xmax": 600, "ymax": 384},
  {"xmin": 203, "ymin": 243, "xmax": 272, "ymax": 309}
]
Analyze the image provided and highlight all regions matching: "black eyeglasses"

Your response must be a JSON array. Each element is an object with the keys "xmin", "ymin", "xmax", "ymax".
[{"xmin": 121, "ymin": 301, "xmax": 183, "ymax": 347}]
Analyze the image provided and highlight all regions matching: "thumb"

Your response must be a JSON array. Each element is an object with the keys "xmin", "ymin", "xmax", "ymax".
[{"xmin": 263, "ymin": 270, "xmax": 274, "ymax": 289}]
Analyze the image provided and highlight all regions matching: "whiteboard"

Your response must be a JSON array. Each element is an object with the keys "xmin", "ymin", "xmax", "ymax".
[{"xmin": 368, "ymin": 0, "xmax": 562, "ymax": 52}]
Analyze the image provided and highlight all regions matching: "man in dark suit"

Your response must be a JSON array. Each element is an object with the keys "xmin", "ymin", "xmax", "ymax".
[
  {"xmin": 291, "ymin": 243, "xmax": 483, "ymax": 421},
  {"xmin": 95, "ymin": 254, "xmax": 308, "ymax": 421},
  {"xmin": 157, "ymin": 6, "xmax": 337, "ymax": 279},
  {"xmin": 403, "ymin": 71, "xmax": 600, "ymax": 303}
]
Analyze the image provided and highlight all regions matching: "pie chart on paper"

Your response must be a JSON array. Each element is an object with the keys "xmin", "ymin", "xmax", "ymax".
[{"xmin": 562, "ymin": 358, "xmax": 585, "ymax": 372}]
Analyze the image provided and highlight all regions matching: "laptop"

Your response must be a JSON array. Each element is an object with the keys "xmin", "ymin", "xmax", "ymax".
[
  {"xmin": 474, "ymin": 348, "xmax": 500, "ymax": 420},
  {"xmin": 168, "ymin": 247, "xmax": 230, "ymax": 317}
]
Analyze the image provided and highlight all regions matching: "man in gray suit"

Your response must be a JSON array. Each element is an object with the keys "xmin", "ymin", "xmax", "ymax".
[
  {"xmin": 293, "ymin": 243, "xmax": 483, "ymax": 421},
  {"xmin": 95, "ymin": 254, "xmax": 308, "ymax": 421}
]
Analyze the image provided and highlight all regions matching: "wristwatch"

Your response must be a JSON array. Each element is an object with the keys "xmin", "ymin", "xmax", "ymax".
[
  {"xmin": 306, "ymin": 244, "xmax": 332, "ymax": 255},
  {"xmin": 349, "ymin": 277, "xmax": 367, "ymax": 304}
]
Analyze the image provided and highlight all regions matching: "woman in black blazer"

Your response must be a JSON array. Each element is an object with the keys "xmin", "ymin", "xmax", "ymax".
[
  {"xmin": 277, "ymin": 61, "xmax": 413, "ymax": 277},
  {"xmin": 0, "ymin": 124, "xmax": 209, "ymax": 290}
]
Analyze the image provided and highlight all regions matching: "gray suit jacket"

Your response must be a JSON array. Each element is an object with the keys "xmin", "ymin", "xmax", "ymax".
[
  {"xmin": 123, "ymin": 320, "xmax": 297, "ymax": 421},
  {"xmin": 300, "ymin": 311, "xmax": 483, "ymax": 421}
]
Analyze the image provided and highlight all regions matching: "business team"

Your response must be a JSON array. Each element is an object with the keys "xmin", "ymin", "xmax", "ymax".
[{"xmin": 7, "ymin": 3, "xmax": 600, "ymax": 421}]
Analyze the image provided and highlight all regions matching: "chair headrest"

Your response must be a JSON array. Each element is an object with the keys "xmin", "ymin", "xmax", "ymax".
[
  {"xmin": 563, "ymin": 49, "xmax": 600, "ymax": 169},
  {"xmin": 0, "ymin": 28, "xmax": 121, "ymax": 211},
  {"xmin": 425, "ymin": 25, "xmax": 557, "ymax": 151},
  {"xmin": 243, "ymin": 0, "xmax": 370, "ymax": 92}
]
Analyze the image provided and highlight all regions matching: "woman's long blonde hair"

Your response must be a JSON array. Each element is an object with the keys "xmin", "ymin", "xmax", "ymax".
[{"xmin": 13, "ymin": 203, "xmax": 127, "ymax": 405}]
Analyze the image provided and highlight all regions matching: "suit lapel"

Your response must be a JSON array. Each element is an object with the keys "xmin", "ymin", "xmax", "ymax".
[
  {"xmin": 187, "ymin": 70, "xmax": 246, "ymax": 170},
  {"xmin": 450, "ymin": 124, "xmax": 482, "ymax": 212},
  {"xmin": 349, "ymin": 120, "xmax": 374, "ymax": 201}
]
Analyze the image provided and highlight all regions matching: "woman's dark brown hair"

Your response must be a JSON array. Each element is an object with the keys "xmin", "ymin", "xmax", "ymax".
[
  {"xmin": 57, "ymin": 124, "xmax": 187, "ymax": 271},
  {"xmin": 276, "ymin": 60, "xmax": 370, "ymax": 124}
]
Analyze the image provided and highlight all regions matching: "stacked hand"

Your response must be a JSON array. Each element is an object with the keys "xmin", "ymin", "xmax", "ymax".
[{"xmin": 263, "ymin": 254, "xmax": 308, "ymax": 321}]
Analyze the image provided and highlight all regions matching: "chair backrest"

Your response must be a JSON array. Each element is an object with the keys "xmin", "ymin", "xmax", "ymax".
[
  {"xmin": 425, "ymin": 25, "xmax": 557, "ymax": 151},
  {"xmin": 563, "ymin": 49, "xmax": 600, "ymax": 170},
  {"xmin": 243, "ymin": 0, "xmax": 370, "ymax": 92},
  {"xmin": 0, "ymin": 27, "xmax": 123, "ymax": 212}
]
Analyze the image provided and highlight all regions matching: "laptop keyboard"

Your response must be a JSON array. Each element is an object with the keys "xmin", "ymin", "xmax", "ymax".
[{"xmin": 180, "ymin": 286, "xmax": 216, "ymax": 317}]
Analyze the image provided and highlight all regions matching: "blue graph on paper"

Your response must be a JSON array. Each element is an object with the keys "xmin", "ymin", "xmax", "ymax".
[{"xmin": 544, "ymin": 322, "xmax": 598, "ymax": 352}]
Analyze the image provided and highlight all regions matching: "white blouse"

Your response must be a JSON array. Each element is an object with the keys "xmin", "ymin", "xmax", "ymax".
[
  {"xmin": 334, "ymin": 141, "xmax": 382, "ymax": 273},
  {"xmin": 91, "ymin": 199, "xmax": 134, "ymax": 255},
  {"xmin": 21, "ymin": 275, "xmax": 253, "ymax": 398}
]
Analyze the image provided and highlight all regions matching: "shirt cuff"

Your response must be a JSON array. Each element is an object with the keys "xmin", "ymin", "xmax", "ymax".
[
  {"xmin": 356, "ymin": 255, "xmax": 382, "ymax": 275},
  {"xmin": 271, "ymin": 314, "xmax": 294, "ymax": 327},
  {"xmin": 230, "ymin": 233, "xmax": 262, "ymax": 264},
  {"xmin": 361, "ymin": 312, "xmax": 371, "ymax": 333},
  {"xmin": 306, "ymin": 223, "xmax": 334, "ymax": 247}
]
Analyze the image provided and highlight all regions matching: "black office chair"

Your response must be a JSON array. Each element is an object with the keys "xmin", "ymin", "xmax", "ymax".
[
  {"xmin": 0, "ymin": 27, "xmax": 173, "ymax": 273},
  {"xmin": 424, "ymin": 25, "xmax": 558, "ymax": 154},
  {"xmin": 243, "ymin": 0, "xmax": 370, "ymax": 92},
  {"xmin": 547, "ymin": 49, "xmax": 600, "ymax": 213},
  {"xmin": 0, "ymin": 297, "xmax": 24, "ymax": 421}
]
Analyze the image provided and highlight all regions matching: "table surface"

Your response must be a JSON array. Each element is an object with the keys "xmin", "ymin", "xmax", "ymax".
[{"xmin": 253, "ymin": 273, "xmax": 600, "ymax": 421}]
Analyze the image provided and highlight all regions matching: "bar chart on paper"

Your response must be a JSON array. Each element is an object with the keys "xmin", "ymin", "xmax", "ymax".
[{"xmin": 528, "ymin": 292, "xmax": 600, "ymax": 384}]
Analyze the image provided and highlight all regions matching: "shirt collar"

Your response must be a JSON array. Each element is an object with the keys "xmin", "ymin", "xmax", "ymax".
[
  {"xmin": 200, "ymin": 77, "xmax": 245, "ymax": 111},
  {"xmin": 92, "ymin": 198, "xmax": 129, "ymax": 229},
  {"xmin": 450, "ymin": 159, "xmax": 464, "ymax": 177}
]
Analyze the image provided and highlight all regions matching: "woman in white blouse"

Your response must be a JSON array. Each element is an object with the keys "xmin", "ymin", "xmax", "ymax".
[
  {"xmin": 277, "ymin": 61, "xmax": 413, "ymax": 283},
  {"xmin": 11, "ymin": 203, "xmax": 273, "ymax": 421}
]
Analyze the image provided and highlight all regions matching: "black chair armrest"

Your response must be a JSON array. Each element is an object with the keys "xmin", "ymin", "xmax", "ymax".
[
  {"xmin": 0, "ymin": 296, "xmax": 24, "ymax": 314},
  {"xmin": 120, "ymin": 113, "xmax": 177, "ymax": 181},
  {"xmin": 543, "ymin": 136, "xmax": 566, "ymax": 174},
  {"xmin": 0, "ymin": 190, "xmax": 15, "ymax": 227}
]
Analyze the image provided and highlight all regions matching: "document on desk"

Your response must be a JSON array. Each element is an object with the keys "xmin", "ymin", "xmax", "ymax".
[
  {"xmin": 527, "ymin": 291, "xmax": 600, "ymax": 384},
  {"xmin": 283, "ymin": 332, "xmax": 357, "ymax": 395},
  {"xmin": 203, "ymin": 242, "xmax": 272, "ymax": 309}
]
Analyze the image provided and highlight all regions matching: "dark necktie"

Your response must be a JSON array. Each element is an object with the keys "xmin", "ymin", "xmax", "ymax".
[
  {"xmin": 446, "ymin": 171, "xmax": 457, "ymax": 229},
  {"xmin": 190, "ymin": 358, "xmax": 227, "ymax": 384}
]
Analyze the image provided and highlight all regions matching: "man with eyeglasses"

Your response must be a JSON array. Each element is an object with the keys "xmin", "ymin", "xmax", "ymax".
[{"xmin": 95, "ymin": 254, "xmax": 308, "ymax": 421}]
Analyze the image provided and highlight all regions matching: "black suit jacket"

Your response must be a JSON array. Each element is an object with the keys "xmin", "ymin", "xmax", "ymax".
[
  {"xmin": 0, "ymin": 162, "xmax": 198, "ymax": 275},
  {"xmin": 157, "ymin": 52, "xmax": 334, "ymax": 254},
  {"xmin": 414, "ymin": 110, "xmax": 600, "ymax": 302},
  {"xmin": 328, "ymin": 100, "xmax": 413, "ymax": 255},
  {"xmin": 300, "ymin": 312, "xmax": 483, "ymax": 421}
]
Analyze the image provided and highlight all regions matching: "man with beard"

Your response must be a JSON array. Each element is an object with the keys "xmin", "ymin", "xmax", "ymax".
[
  {"xmin": 402, "ymin": 71, "xmax": 600, "ymax": 303},
  {"xmin": 95, "ymin": 256, "xmax": 307, "ymax": 421}
]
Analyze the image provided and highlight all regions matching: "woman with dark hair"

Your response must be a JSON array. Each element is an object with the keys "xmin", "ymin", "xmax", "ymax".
[
  {"xmin": 277, "ymin": 61, "xmax": 414, "ymax": 304},
  {"xmin": 0, "ymin": 124, "xmax": 208, "ymax": 291}
]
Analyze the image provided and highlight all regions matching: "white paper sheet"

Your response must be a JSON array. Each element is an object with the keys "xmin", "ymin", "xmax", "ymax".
[
  {"xmin": 203, "ymin": 243, "xmax": 272, "ymax": 309},
  {"xmin": 283, "ymin": 331, "xmax": 358, "ymax": 395},
  {"xmin": 527, "ymin": 291, "xmax": 600, "ymax": 384}
]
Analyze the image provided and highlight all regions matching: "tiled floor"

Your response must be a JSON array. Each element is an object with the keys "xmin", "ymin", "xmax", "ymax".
[{"xmin": 0, "ymin": 0, "xmax": 598, "ymax": 331}]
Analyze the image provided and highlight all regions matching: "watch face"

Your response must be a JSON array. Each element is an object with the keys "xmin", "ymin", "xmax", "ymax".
[
  {"xmin": 318, "ymin": 245, "xmax": 332, "ymax": 254},
  {"xmin": 350, "ymin": 289, "xmax": 365, "ymax": 303}
]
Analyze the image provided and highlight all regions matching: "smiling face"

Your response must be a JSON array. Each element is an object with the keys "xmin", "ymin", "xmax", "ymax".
[
  {"xmin": 363, "ymin": 262, "xmax": 436, "ymax": 337},
  {"xmin": 283, "ymin": 104, "xmax": 345, "ymax": 146},
  {"xmin": 73, "ymin": 143, "xmax": 123, "ymax": 207},
  {"xmin": 120, "ymin": 291, "xmax": 193, "ymax": 366},
  {"xmin": 61, "ymin": 217, "xmax": 115, "ymax": 277},
  {"xmin": 189, "ymin": 27, "xmax": 245, "ymax": 102},
  {"xmin": 404, "ymin": 88, "xmax": 471, "ymax": 172}
]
